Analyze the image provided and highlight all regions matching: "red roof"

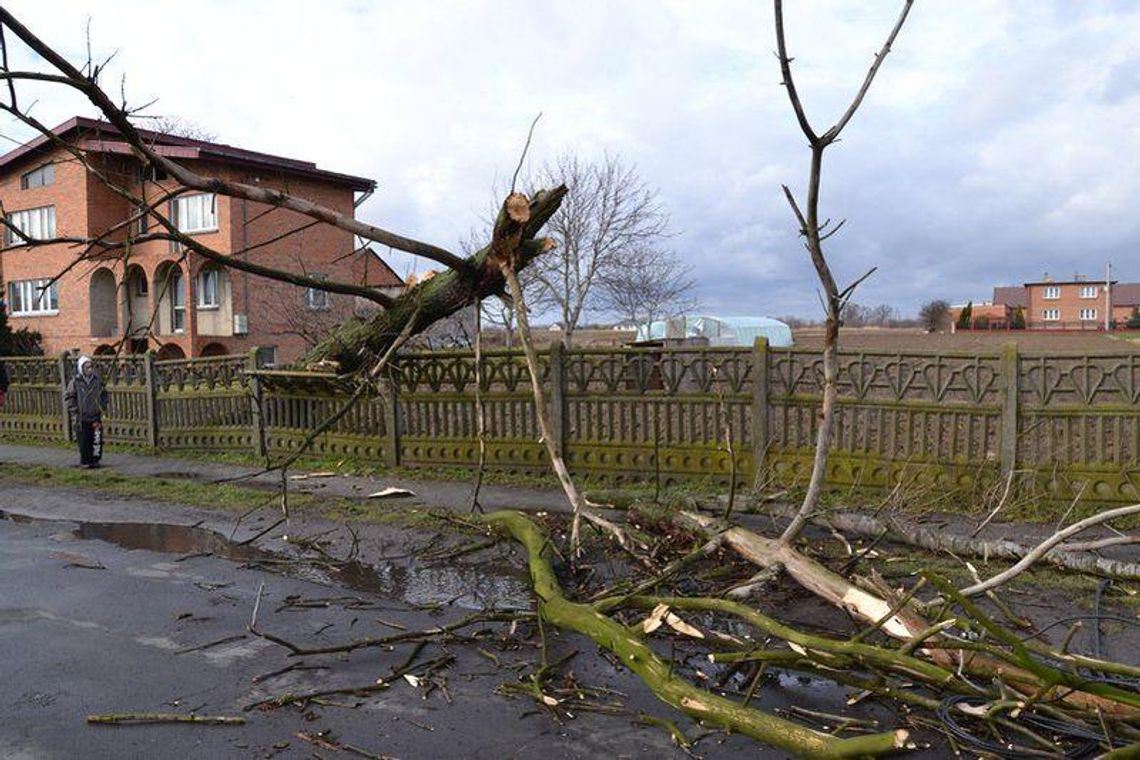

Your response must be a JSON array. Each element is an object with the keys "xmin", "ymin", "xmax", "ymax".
[
  {"xmin": 0, "ymin": 116, "xmax": 375, "ymax": 191},
  {"xmin": 1113, "ymin": 284, "xmax": 1140, "ymax": 306},
  {"xmin": 992, "ymin": 286, "xmax": 1027, "ymax": 308}
]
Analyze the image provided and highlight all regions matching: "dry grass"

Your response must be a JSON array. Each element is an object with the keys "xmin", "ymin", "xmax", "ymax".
[{"xmin": 793, "ymin": 326, "xmax": 1140, "ymax": 355}]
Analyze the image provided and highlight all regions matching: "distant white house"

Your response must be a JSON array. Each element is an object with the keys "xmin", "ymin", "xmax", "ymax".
[{"xmin": 635, "ymin": 315, "xmax": 794, "ymax": 348}]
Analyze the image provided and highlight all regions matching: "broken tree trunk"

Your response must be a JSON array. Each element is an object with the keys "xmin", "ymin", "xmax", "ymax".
[
  {"xmin": 306, "ymin": 187, "xmax": 567, "ymax": 373},
  {"xmin": 484, "ymin": 510, "xmax": 911, "ymax": 758},
  {"xmin": 757, "ymin": 501, "xmax": 1140, "ymax": 583}
]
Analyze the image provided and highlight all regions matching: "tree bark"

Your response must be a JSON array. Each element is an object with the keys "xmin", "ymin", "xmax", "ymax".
[{"xmin": 306, "ymin": 187, "xmax": 566, "ymax": 372}]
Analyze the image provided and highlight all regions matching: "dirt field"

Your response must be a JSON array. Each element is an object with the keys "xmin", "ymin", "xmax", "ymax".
[{"xmin": 793, "ymin": 326, "xmax": 1140, "ymax": 355}]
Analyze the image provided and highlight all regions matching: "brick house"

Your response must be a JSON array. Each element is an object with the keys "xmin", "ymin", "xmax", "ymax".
[
  {"xmin": 0, "ymin": 116, "xmax": 404, "ymax": 365},
  {"xmin": 951, "ymin": 276, "xmax": 1140, "ymax": 331}
]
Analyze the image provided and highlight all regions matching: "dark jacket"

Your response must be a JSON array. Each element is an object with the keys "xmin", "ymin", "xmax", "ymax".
[{"xmin": 65, "ymin": 372, "xmax": 108, "ymax": 422}]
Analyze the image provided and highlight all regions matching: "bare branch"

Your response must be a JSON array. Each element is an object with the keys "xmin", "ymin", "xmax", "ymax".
[
  {"xmin": 0, "ymin": 8, "xmax": 466, "ymax": 272},
  {"xmin": 822, "ymin": 1, "xmax": 915, "ymax": 144},
  {"xmin": 772, "ymin": 1, "xmax": 817, "ymax": 144}
]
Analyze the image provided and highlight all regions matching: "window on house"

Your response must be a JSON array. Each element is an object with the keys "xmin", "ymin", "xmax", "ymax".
[
  {"xmin": 1079, "ymin": 285, "xmax": 1099, "ymax": 299},
  {"xmin": 20, "ymin": 163, "xmax": 54, "ymax": 190},
  {"xmin": 170, "ymin": 270, "xmax": 186, "ymax": 332},
  {"xmin": 133, "ymin": 203, "xmax": 150, "ymax": 236},
  {"xmin": 171, "ymin": 193, "xmax": 218, "ymax": 233},
  {"xmin": 256, "ymin": 346, "xmax": 278, "ymax": 369},
  {"xmin": 1042, "ymin": 308, "xmax": 1060, "ymax": 321},
  {"xmin": 1042, "ymin": 286, "xmax": 1061, "ymax": 300},
  {"xmin": 4, "ymin": 205, "xmax": 57, "ymax": 245},
  {"xmin": 304, "ymin": 274, "xmax": 330, "ymax": 311},
  {"xmin": 6, "ymin": 278, "xmax": 59, "ymax": 315},
  {"xmin": 1079, "ymin": 308, "xmax": 1098, "ymax": 321},
  {"xmin": 197, "ymin": 269, "xmax": 219, "ymax": 308}
]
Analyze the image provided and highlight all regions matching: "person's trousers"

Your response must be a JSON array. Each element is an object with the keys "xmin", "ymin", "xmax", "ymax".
[{"xmin": 76, "ymin": 419, "xmax": 103, "ymax": 465}]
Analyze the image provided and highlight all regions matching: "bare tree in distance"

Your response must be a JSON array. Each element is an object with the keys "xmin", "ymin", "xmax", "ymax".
[
  {"xmin": 144, "ymin": 114, "xmax": 218, "ymax": 142},
  {"xmin": 599, "ymin": 245, "xmax": 698, "ymax": 329},
  {"xmin": 528, "ymin": 151, "xmax": 671, "ymax": 347},
  {"xmin": 919, "ymin": 299, "xmax": 950, "ymax": 332},
  {"xmin": 773, "ymin": 0, "xmax": 914, "ymax": 545}
]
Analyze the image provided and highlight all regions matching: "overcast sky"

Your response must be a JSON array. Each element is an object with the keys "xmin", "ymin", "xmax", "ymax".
[{"xmin": 4, "ymin": 1, "xmax": 1139, "ymax": 322}]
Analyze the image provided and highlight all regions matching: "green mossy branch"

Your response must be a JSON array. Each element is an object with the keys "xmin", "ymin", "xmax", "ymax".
[{"xmin": 483, "ymin": 510, "xmax": 910, "ymax": 758}]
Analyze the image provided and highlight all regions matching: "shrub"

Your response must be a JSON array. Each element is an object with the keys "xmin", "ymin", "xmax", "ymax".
[
  {"xmin": 956, "ymin": 301, "xmax": 973, "ymax": 330},
  {"xmin": 1011, "ymin": 306, "xmax": 1026, "ymax": 330}
]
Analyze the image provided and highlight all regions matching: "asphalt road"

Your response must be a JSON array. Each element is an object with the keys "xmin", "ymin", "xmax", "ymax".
[{"xmin": 0, "ymin": 483, "xmax": 700, "ymax": 760}]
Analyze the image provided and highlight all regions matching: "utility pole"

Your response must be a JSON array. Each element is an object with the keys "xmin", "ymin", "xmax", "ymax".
[{"xmin": 1106, "ymin": 261, "xmax": 1112, "ymax": 331}]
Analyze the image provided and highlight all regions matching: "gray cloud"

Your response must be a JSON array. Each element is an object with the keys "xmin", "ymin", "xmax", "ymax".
[{"xmin": 3, "ymin": 0, "xmax": 1138, "ymax": 322}]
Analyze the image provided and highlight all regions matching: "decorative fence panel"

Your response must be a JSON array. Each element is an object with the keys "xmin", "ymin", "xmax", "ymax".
[
  {"xmin": 259, "ymin": 372, "xmax": 390, "ymax": 464},
  {"xmin": 394, "ymin": 349, "xmax": 546, "ymax": 471},
  {"xmin": 1017, "ymin": 354, "xmax": 1140, "ymax": 502},
  {"xmin": 766, "ymin": 348, "xmax": 1006, "ymax": 494},
  {"xmin": 2, "ymin": 357, "xmax": 65, "ymax": 440},
  {"xmin": 2, "ymin": 341, "xmax": 1139, "ymax": 503},
  {"xmin": 155, "ymin": 355, "xmax": 253, "ymax": 452},
  {"xmin": 563, "ymin": 347, "xmax": 752, "ymax": 484}
]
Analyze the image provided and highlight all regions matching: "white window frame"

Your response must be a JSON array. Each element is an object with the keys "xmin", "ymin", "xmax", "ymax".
[
  {"xmin": 171, "ymin": 193, "xmax": 218, "ymax": 234},
  {"xmin": 1042, "ymin": 286, "xmax": 1061, "ymax": 300},
  {"xmin": 6, "ymin": 278, "xmax": 59, "ymax": 316},
  {"xmin": 4, "ymin": 205, "xmax": 57, "ymax": 246},
  {"xmin": 304, "ymin": 274, "xmax": 331, "ymax": 311},
  {"xmin": 1079, "ymin": 285, "xmax": 1098, "ymax": 299},
  {"xmin": 197, "ymin": 269, "xmax": 219, "ymax": 309},
  {"xmin": 1042, "ymin": 308, "xmax": 1060, "ymax": 322},
  {"xmin": 170, "ymin": 270, "xmax": 186, "ymax": 333},
  {"xmin": 1079, "ymin": 308, "xmax": 1098, "ymax": 321},
  {"xmin": 20, "ymin": 163, "xmax": 55, "ymax": 190}
]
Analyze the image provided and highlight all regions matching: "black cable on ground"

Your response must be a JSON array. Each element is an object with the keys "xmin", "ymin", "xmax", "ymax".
[{"xmin": 937, "ymin": 695, "xmax": 1107, "ymax": 759}]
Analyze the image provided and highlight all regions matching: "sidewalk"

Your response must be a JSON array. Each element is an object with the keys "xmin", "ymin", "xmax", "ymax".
[{"xmin": 0, "ymin": 442, "xmax": 571, "ymax": 515}]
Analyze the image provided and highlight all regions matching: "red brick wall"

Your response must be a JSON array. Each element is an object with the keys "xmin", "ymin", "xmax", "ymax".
[
  {"xmin": 1, "ymin": 143, "xmax": 369, "ymax": 363},
  {"xmin": 0, "ymin": 145, "xmax": 93, "ymax": 353},
  {"xmin": 1025, "ymin": 282, "xmax": 1109, "ymax": 328}
]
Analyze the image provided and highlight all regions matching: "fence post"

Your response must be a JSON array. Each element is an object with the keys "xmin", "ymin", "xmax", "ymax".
[
  {"xmin": 247, "ymin": 348, "xmax": 267, "ymax": 457},
  {"xmin": 57, "ymin": 351, "xmax": 72, "ymax": 442},
  {"xmin": 143, "ymin": 350, "xmax": 159, "ymax": 449},
  {"xmin": 1000, "ymin": 342, "xmax": 1019, "ymax": 482},
  {"xmin": 549, "ymin": 342, "xmax": 566, "ymax": 459},
  {"xmin": 751, "ymin": 336, "xmax": 770, "ymax": 485},
  {"xmin": 383, "ymin": 366, "xmax": 401, "ymax": 467}
]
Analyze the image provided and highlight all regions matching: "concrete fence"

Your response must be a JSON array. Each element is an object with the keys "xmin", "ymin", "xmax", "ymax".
[{"xmin": 3, "ymin": 342, "xmax": 1139, "ymax": 503}]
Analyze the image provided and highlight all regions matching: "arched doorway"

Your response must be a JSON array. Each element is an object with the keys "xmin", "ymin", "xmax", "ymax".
[
  {"xmin": 89, "ymin": 268, "xmax": 118, "ymax": 337},
  {"xmin": 156, "ymin": 342, "xmax": 186, "ymax": 361},
  {"xmin": 200, "ymin": 342, "xmax": 229, "ymax": 357}
]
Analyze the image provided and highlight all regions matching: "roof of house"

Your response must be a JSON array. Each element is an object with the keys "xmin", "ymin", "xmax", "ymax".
[
  {"xmin": 992, "ymin": 286, "xmax": 1027, "ymax": 308},
  {"xmin": 0, "ymin": 116, "xmax": 375, "ymax": 191},
  {"xmin": 1113, "ymin": 283, "xmax": 1140, "ymax": 306},
  {"xmin": 991, "ymin": 282, "xmax": 1140, "ymax": 307},
  {"xmin": 356, "ymin": 246, "xmax": 405, "ymax": 288}
]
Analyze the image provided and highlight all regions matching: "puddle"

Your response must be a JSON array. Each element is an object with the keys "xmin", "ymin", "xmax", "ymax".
[
  {"xmin": 2, "ymin": 509, "xmax": 529, "ymax": 611},
  {"xmin": 73, "ymin": 522, "xmax": 267, "ymax": 563}
]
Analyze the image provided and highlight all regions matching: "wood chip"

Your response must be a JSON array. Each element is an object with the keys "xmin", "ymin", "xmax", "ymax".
[{"xmin": 367, "ymin": 487, "xmax": 415, "ymax": 499}]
